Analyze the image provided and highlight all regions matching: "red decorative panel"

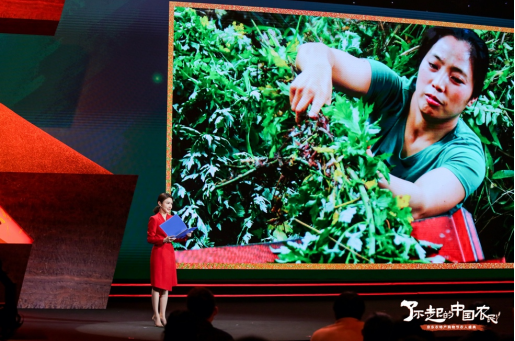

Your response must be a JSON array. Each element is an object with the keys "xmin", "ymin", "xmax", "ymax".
[
  {"xmin": 0, "ymin": 106, "xmax": 137, "ymax": 308},
  {"xmin": 0, "ymin": 205, "xmax": 32, "ymax": 306},
  {"xmin": 0, "ymin": 104, "xmax": 110, "ymax": 175},
  {"xmin": 0, "ymin": 0, "xmax": 65, "ymax": 35},
  {"xmin": 0, "ymin": 172, "xmax": 137, "ymax": 309},
  {"xmin": 0, "ymin": 205, "xmax": 33, "ymax": 244}
]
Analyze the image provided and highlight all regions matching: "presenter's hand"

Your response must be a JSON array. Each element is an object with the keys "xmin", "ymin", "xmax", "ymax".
[
  {"xmin": 186, "ymin": 233, "xmax": 192, "ymax": 238},
  {"xmin": 290, "ymin": 66, "xmax": 332, "ymax": 124},
  {"xmin": 163, "ymin": 236, "xmax": 175, "ymax": 243}
]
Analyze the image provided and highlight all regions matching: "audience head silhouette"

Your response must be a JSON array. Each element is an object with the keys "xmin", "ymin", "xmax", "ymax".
[
  {"xmin": 184, "ymin": 287, "xmax": 234, "ymax": 341},
  {"xmin": 187, "ymin": 286, "xmax": 218, "ymax": 321},
  {"xmin": 362, "ymin": 312, "xmax": 394, "ymax": 341},
  {"xmin": 311, "ymin": 291, "xmax": 366, "ymax": 341},
  {"xmin": 163, "ymin": 310, "xmax": 199, "ymax": 341},
  {"xmin": 333, "ymin": 291, "xmax": 366, "ymax": 320}
]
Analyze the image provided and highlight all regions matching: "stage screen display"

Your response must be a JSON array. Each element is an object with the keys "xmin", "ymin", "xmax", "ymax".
[{"xmin": 168, "ymin": 2, "xmax": 514, "ymax": 268}]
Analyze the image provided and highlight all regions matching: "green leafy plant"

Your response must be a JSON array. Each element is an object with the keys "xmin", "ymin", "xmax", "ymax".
[
  {"xmin": 269, "ymin": 96, "xmax": 442, "ymax": 263},
  {"xmin": 171, "ymin": 8, "xmax": 513, "ymax": 262},
  {"xmin": 461, "ymin": 31, "xmax": 514, "ymax": 261}
]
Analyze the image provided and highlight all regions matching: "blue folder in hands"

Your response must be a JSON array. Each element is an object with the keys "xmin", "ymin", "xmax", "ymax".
[
  {"xmin": 175, "ymin": 226, "xmax": 197, "ymax": 239},
  {"xmin": 159, "ymin": 215, "xmax": 197, "ymax": 239}
]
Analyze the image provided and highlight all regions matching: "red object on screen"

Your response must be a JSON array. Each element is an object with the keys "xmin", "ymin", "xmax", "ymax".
[
  {"xmin": 176, "ymin": 243, "xmax": 280, "ymax": 263},
  {"xmin": 411, "ymin": 208, "xmax": 484, "ymax": 263},
  {"xmin": 0, "ymin": 103, "xmax": 111, "ymax": 174},
  {"xmin": 176, "ymin": 208, "xmax": 485, "ymax": 264}
]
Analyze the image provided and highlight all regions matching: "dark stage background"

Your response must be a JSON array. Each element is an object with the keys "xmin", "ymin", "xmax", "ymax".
[
  {"xmin": 1, "ymin": 0, "xmax": 511, "ymax": 281},
  {"xmin": 0, "ymin": 0, "xmax": 169, "ymax": 280}
]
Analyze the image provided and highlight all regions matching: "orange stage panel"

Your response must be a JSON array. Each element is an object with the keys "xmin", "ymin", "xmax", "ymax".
[
  {"xmin": 0, "ymin": 103, "xmax": 110, "ymax": 174},
  {"xmin": 0, "ymin": 206, "xmax": 32, "ymax": 244}
]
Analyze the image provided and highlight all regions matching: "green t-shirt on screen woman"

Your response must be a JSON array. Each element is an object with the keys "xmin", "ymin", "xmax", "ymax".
[{"xmin": 364, "ymin": 60, "xmax": 485, "ymax": 214}]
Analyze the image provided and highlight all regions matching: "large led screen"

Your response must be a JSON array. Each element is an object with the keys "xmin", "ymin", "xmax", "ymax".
[{"xmin": 168, "ymin": 2, "xmax": 514, "ymax": 268}]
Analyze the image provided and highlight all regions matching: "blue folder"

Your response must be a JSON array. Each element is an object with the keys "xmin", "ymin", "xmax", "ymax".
[{"xmin": 160, "ymin": 215, "xmax": 197, "ymax": 239}]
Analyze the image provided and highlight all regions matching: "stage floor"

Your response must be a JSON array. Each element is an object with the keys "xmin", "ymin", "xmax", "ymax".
[{"xmin": 12, "ymin": 295, "xmax": 514, "ymax": 341}]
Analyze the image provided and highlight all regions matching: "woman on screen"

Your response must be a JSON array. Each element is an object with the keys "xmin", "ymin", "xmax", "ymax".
[
  {"xmin": 289, "ymin": 27, "xmax": 489, "ymax": 220},
  {"xmin": 147, "ymin": 193, "xmax": 190, "ymax": 327}
]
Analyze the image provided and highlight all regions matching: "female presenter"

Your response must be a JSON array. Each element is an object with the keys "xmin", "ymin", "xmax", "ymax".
[{"xmin": 147, "ymin": 193, "xmax": 190, "ymax": 327}]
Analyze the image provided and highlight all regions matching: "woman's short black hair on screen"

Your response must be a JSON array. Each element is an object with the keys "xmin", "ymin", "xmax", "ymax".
[{"xmin": 417, "ymin": 26, "xmax": 489, "ymax": 99}]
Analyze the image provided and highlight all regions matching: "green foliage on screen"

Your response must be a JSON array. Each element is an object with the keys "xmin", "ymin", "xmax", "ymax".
[
  {"xmin": 171, "ymin": 7, "xmax": 514, "ymax": 262},
  {"xmin": 462, "ymin": 31, "xmax": 514, "ymax": 261}
]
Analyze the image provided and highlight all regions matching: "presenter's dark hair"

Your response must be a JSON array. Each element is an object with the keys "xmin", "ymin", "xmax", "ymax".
[
  {"xmin": 187, "ymin": 287, "xmax": 216, "ymax": 320},
  {"xmin": 153, "ymin": 193, "xmax": 173, "ymax": 214},
  {"xmin": 333, "ymin": 291, "xmax": 365, "ymax": 320},
  {"xmin": 417, "ymin": 27, "xmax": 489, "ymax": 99}
]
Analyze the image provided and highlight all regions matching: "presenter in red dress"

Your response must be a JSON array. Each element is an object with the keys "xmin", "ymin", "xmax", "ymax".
[{"xmin": 147, "ymin": 193, "xmax": 190, "ymax": 327}]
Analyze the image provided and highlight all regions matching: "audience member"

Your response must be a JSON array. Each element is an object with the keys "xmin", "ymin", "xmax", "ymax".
[
  {"xmin": 311, "ymin": 291, "xmax": 365, "ymax": 341},
  {"xmin": 392, "ymin": 320, "xmax": 434, "ymax": 341},
  {"xmin": 362, "ymin": 312, "xmax": 394, "ymax": 341},
  {"xmin": 186, "ymin": 287, "xmax": 234, "ymax": 341},
  {"xmin": 0, "ymin": 260, "xmax": 22, "ymax": 341},
  {"xmin": 459, "ymin": 331, "xmax": 500, "ymax": 341},
  {"xmin": 163, "ymin": 310, "xmax": 200, "ymax": 341},
  {"xmin": 457, "ymin": 301, "xmax": 500, "ymax": 341}
]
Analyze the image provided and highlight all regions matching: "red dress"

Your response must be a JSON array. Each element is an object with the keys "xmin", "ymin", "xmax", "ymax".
[{"xmin": 147, "ymin": 213, "xmax": 184, "ymax": 291}]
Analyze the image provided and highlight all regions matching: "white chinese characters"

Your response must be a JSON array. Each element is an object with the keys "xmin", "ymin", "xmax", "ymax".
[{"xmin": 401, "ymin": 301, "xmax": 500, "ymax": 324}]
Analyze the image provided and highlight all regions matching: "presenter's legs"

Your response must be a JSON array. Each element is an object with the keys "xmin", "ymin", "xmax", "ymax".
[
  {"xmin": 159, "ymin": 289, "xmax": 169, "ymax": 325},
  {"xmin": 151, "ymin": 287, "xmax": 164, "ymax": 327}
]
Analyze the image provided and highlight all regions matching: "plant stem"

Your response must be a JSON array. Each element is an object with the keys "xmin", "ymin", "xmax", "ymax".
[
  {"xmin": 346, "ymin": 167, "xmax": 376, "ymax": 256},
  {"xmin": 251, "ymin": 19, "xmax": 271, "ymax": 50},
  {"xmin": 294, "ymin": 15, "xmax": 303, "ymax": 44},
  {"xmin": 226, "ymin": 164, "xmax": 249, "ymax": 169},
  {"xmin": 497, "ymin": 148, "xmax": 514, "ymax": 159},
  {"xmin": 214, "ymin": 159, "xmax": 278, "ymax": 189},
  {"xmin": 504, "ymin": 229, "xmax": 513, "ymax": 256},
  {"xmin": 304, "ymin": 132, "xmax": 318, "ymax": 144},
  {"xmin": 399, "ymin": 45, "xmax": 420, "ymax": 56},
  {"xmin": 293, "ymin": 218, "xmax": 370, "ymax": 262},
  {"xmin": 334, "ymin": 197, "xmax": 360, "ymax": 209}
]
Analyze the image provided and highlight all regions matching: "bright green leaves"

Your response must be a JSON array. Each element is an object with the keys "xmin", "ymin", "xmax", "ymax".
[
  {"xmin": 492, "ymin": 170, "xmax": 514, "ymax": 180},
  {"xmin": 271, "ymin": 97, "xmax": 436, "ymax": 263},
  {"xmin": 172, "ymin": 8, "xmax": 512, "ymax": 261},
  {"xmin": 339, "ymin": 206, "xmax": 357, "ymax": 224},
  {"xmin": 461, "ymin": 30, "xmax": 514, "ymax": 260},
  {"xmin": 173, "ymin": 7, "xmax": 299, "ymax": 248},
  {"xmin": 324, "ymin": 97, "xmax": 363, "ymax": 135}
]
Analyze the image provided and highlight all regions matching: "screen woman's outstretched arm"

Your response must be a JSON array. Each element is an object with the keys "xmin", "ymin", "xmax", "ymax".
[{"xmin": 290, "ymin": 42, "xmax": 372, "ymax": 122}]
